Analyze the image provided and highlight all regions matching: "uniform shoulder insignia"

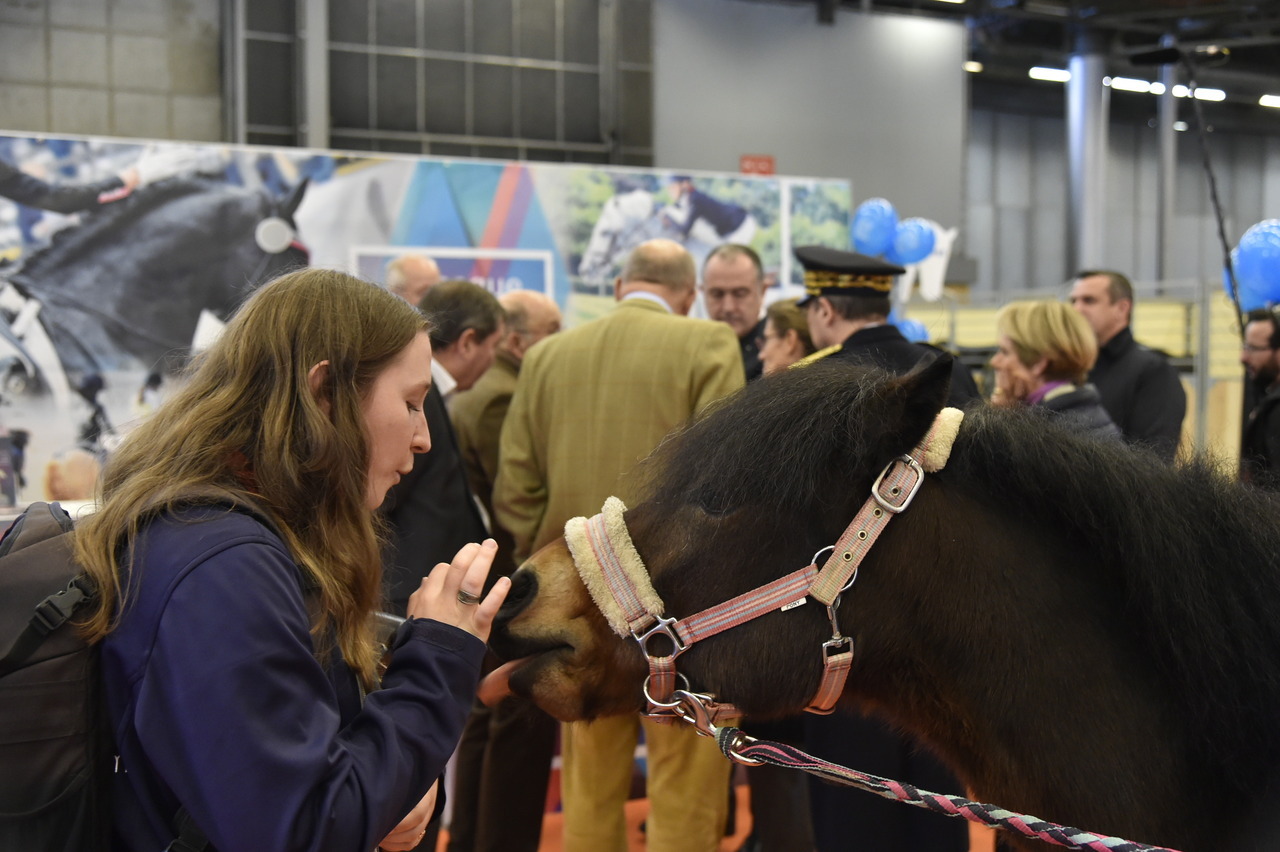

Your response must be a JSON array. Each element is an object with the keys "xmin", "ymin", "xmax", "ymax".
[{"xmin": 791, "ymin": 345, "xmax": 842, "ymax": 369}]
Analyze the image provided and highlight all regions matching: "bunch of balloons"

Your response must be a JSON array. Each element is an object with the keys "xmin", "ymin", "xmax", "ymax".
[
  {"xmin": 851, "ymin": 198, "xmax": 937, "ymax": 265},
  {"xmin": 1226, "ymin": 220, "xmax": 1280, "ymax": 310}
]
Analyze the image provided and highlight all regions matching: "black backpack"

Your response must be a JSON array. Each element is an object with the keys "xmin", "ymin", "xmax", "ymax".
[{"xmin": 0, "ymin": 502, "xmax": 208, "ymax": 852}]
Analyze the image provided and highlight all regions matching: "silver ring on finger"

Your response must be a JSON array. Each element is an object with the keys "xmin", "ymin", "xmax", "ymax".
[{"xmin": 456, "ymin": 589, "xmax": 482, "ymax": 606}]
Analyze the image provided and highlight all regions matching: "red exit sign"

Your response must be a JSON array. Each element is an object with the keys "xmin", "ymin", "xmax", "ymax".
[{"xmin": 739, "ymin": 154, "xmax": 775, "ymax": 175}]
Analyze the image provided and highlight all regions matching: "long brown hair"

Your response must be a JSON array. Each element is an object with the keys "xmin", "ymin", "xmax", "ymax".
[{"xmin": 74, "ymin": 268, "xmax": 428, "ymax": 685}]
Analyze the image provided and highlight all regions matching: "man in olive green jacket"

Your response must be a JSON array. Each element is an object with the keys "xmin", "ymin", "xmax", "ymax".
[{"xmin": 495, "ymin": 238, "xmax": 744, "ymax": 852}]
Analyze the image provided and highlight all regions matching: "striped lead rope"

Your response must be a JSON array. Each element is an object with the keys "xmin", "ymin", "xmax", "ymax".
[{"xmin": 715, "ymin": 730, "xmax": 1183, "ymax": 852}]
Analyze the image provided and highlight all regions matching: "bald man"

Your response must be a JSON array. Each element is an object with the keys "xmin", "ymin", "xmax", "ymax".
[
  {"xmin": 495, "ymin": 239, "xmax": 744, "ymax": 852},
  {"xmin": 446, "ymin": 289, "xmax": 562, "ymax": 852},
  {"xmin": 386, "ymin": 254, "xmax": 441, "ymax": 305}
]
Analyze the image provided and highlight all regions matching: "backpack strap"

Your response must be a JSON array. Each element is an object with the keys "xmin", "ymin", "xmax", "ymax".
[
  {"xmin": 0, "ymin": 502, "xmax": 92, "ymax": 678},
  {"xmin": 0, "ymin": 573, "xmax": 95, "ymax": 677}
]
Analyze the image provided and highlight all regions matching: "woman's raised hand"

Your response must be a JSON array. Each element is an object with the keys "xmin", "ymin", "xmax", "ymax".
[{"xmin": 406, "ymin": 539, "xmax": 511, "ymax": 642}]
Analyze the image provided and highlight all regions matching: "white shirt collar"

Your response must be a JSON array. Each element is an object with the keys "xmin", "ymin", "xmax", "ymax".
[
  {"xmin": 431, "ymin": 358, "xmax": 457, "ymax": 401},
  {"xmin": 622, "ymin": 290, "xmax": 675, "ymax": 313}
]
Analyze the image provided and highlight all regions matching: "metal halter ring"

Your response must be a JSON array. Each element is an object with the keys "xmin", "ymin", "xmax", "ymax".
[
  {"xmin": 456, "ymin": 589, "xmax": 482, "ymax": 606},
  {"xmin": 642, "ymin": 672, "xmax": 692, "ymax": 709}
]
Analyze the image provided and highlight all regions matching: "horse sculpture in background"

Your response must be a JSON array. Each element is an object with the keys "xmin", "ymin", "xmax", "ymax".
[
  {"xmin": 3, "ymin": 176, "xmax": 308, "ymax": 384},
  {"xmin": 487, "ymin": 356, "xmax": 1280, "ymax": 851}
]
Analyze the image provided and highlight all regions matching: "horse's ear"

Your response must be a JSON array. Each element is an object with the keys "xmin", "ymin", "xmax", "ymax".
[
  {"xmin": 885, "ymin": 353, "xmax": 953, "ymax": 446},
  {"xmin": 282, "ymin": 177, "xmax": 310, "ymax": 221}
]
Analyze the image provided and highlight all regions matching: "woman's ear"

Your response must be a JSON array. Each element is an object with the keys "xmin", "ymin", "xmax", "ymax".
[
  {"xmin": 784, "ymin": 328, "xmax": 804, "ymax": 358},
  {"xmin": 308, "ymin": 360, "xmax": 332, "ymax": 416},
  {"xmin": 1031, "ymin": 355, "xmax": 1050, "ymax": 379}
]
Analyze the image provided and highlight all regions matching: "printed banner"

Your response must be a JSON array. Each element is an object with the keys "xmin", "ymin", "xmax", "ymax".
[{"xmin": 0, "ymin": 132, "xmax": 850, "ymax": 509}]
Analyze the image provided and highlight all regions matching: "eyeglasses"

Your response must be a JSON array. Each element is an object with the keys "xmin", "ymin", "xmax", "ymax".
[
  {"xmin": 756, "ymin": 332, "xmax": 780, "ymax": 348},
  {"xmin": 1242, "ymin": 343, "xmax": 1275, "ymax": 353}
]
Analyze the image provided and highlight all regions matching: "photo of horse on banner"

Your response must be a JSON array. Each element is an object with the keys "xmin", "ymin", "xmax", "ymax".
[{"xmin": 484, "ymin": 357, "xmax": 1280, "ymax": 852}]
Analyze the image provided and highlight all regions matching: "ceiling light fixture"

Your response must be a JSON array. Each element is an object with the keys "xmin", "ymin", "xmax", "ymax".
[
  {"xmin": 1192, "ymin": 87, "xmax": 1226, "ymax": 102},
  {"xmin": 1028, "ymin": 66, "xmax": 1070, "ymax": 82},
  {"xmin": 1261, "ymin": 95, "xmax": 1280, "ymax": 109},
  {"xmin": 1109, "ymin": 76, "xmax": 1153, "ymax": 93},
  {"xmin": 963, "ymin": 61, "xmax": 983, "ymax": 73}
]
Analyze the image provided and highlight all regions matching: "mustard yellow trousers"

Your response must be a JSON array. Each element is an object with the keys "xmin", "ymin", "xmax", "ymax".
[{"xmin": 559, "ymin": 714, "xmax": 734, "ymax": 852}]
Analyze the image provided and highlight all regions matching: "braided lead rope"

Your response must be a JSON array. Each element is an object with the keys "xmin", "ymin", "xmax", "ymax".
[{"xmin": 715, "ymin": 729, "xmax": 1182, "ymax": 852}]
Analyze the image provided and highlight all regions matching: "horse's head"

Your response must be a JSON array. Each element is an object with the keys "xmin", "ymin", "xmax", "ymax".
[
  {"xmin": 488, "ymin": 356, "xmax": 955, "ymax": 722},
  {"xmin": 577, "ymin": 190, "xmax": 655, "ymax": 283}
]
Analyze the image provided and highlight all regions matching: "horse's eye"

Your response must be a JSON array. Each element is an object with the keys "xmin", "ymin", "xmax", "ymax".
[{"xmin": 696, "ymin": 484, "xmax": 731, "ymax": 516}]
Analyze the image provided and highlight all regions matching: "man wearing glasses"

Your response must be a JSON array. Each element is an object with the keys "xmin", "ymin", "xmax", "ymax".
[{"xmin": 1240, "ymin": 308, "xmax": 1280, "ymax": 488}]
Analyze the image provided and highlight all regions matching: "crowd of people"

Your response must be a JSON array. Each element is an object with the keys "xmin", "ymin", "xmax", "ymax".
[{"xmin": 41, "ymin": 227, "xmax": 1261, "ymax": 852}]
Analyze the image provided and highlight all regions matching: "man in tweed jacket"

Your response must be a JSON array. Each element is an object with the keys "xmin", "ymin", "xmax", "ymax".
[{"xmin": 495, "ymin": 238, "xmax": 744, "ymax": 852}]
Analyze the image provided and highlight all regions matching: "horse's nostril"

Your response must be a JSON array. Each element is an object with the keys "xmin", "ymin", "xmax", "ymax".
[{"xmin": 495, "ymin": 568, "xmax": 538, "ymax": 625}]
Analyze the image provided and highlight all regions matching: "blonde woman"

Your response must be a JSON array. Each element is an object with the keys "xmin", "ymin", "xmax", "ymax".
[
  {"xmin": 757, "ymin": 298, "xmax": 816, "ymax": 375},
  {"xmin": 75, "ymin": 268, "xmax": 510, "ymax": 851},
  {"xmin": 990, "ymin": 299, "xmax": 1120, "ymax": 439}
]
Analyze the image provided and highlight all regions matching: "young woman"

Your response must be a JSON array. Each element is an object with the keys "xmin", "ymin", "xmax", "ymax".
[
  {"xmin": 989, "ymin": 299, "xmax": 1120, "ymax": 440},
  {"xmin": 74, "ymin": 267, "xmax": 510, "ymax": 851}
]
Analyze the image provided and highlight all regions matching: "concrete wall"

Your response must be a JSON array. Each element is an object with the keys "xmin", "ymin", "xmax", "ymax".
[
  {"xmin": 0, "ymin": 0, "xmax": 222, "ymax": 141},
  {"xmin": 652, "ymin": 0, "xmax": 967, "ymax": 231}
]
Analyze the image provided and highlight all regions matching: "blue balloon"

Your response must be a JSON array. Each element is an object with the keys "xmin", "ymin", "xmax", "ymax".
[
  {"xmin": 896, "ymin": 318, "xmax": 929, "ymax": 343},
  {"xmin": 852, "ymin": 198, "xmax": 898, "ymax": 256},
  {"xmin": 1237, "ymin": 219, "xmax": 1280, "ymax": 304},
  {"xmin": 1226, "ymin": 246, "xmax": 1268, "ymax": 311},
  {"xmin": 885, "ymin": 218, "xmax": 937, "ymax": 266}
]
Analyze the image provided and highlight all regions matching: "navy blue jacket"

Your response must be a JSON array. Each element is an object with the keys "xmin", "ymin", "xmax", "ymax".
[{"xmin": 101, "ymin": 507, "xmax": 485, "ymax": 852}]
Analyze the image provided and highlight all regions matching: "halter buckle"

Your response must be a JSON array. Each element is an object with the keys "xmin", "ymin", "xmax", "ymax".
[
  {"xmin": 822, "ymin": 635, "xmax": 852, "ymax": 657},
  {"xmin": 872, "ymin": 455, "xmax": 925, "ymax": 514},
  {"xmin": 632, "ymin": 614, "xmax": 688, "ymax": 659},
  {"xmin": 672, "ymin": 688, "xmax": 721, "ymax": 737}
]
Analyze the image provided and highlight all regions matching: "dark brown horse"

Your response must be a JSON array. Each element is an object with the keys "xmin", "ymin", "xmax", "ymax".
[{"xmin": 487, "ymin": 356, "xmax": 1280, "ymax": 851}]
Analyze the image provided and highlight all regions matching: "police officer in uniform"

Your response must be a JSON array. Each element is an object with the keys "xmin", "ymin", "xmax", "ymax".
[
  {"xmin": 794, "ymin": 244, "xmax": 973, "ymax": 852},
  {"xmin": 796, "ymin": 244, "xmax": 978, "ymax": 407}
]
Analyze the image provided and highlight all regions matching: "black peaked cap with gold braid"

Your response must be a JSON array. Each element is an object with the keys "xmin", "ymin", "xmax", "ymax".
[{"xmin": 794, "ymin": 245, "xmax": 905, "ymax": 307}]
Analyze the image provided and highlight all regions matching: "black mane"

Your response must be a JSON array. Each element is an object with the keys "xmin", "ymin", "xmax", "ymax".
[{"xmin": 952, "ymin": 403, "xmax": 1280, "ymax": 792}]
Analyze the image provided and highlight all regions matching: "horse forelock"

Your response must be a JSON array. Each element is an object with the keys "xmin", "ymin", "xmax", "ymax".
[
  {"xmin": 640, "ymin": 360, "xmax": 933, "ymax": 526},
  {"xmin": 949, "ymin": 405, "xmax": 1280, "ymax": 787}
]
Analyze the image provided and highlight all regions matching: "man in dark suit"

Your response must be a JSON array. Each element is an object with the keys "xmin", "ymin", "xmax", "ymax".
[
  {"xmin": 702, "ymin": 243, "xmax": 767, "ymax": 381},
  {"xmin": 382, "ymin": 280, "xmax": 504, "ymax": 613},
  {"xmin": 445, "ymin": 289, "xmax": 562, "ymax": 852},
  {"xmin": 795, "ymin": 245, "xmax": 972, "ymax": 852},
  {"xmin": 381, "ymin": 280, "xmax": 504, "ymax": 852},
  {"xmin": 1240, "ymin": 307, "xmax": 1280, "ymax": 489},
  {"xmin": 1068, "ymin": 269, "xmax": 1185, "ymax": 460},
  {"xmin": 799, "ymin": 244, "xmax": 979, "ymax": 409}
]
